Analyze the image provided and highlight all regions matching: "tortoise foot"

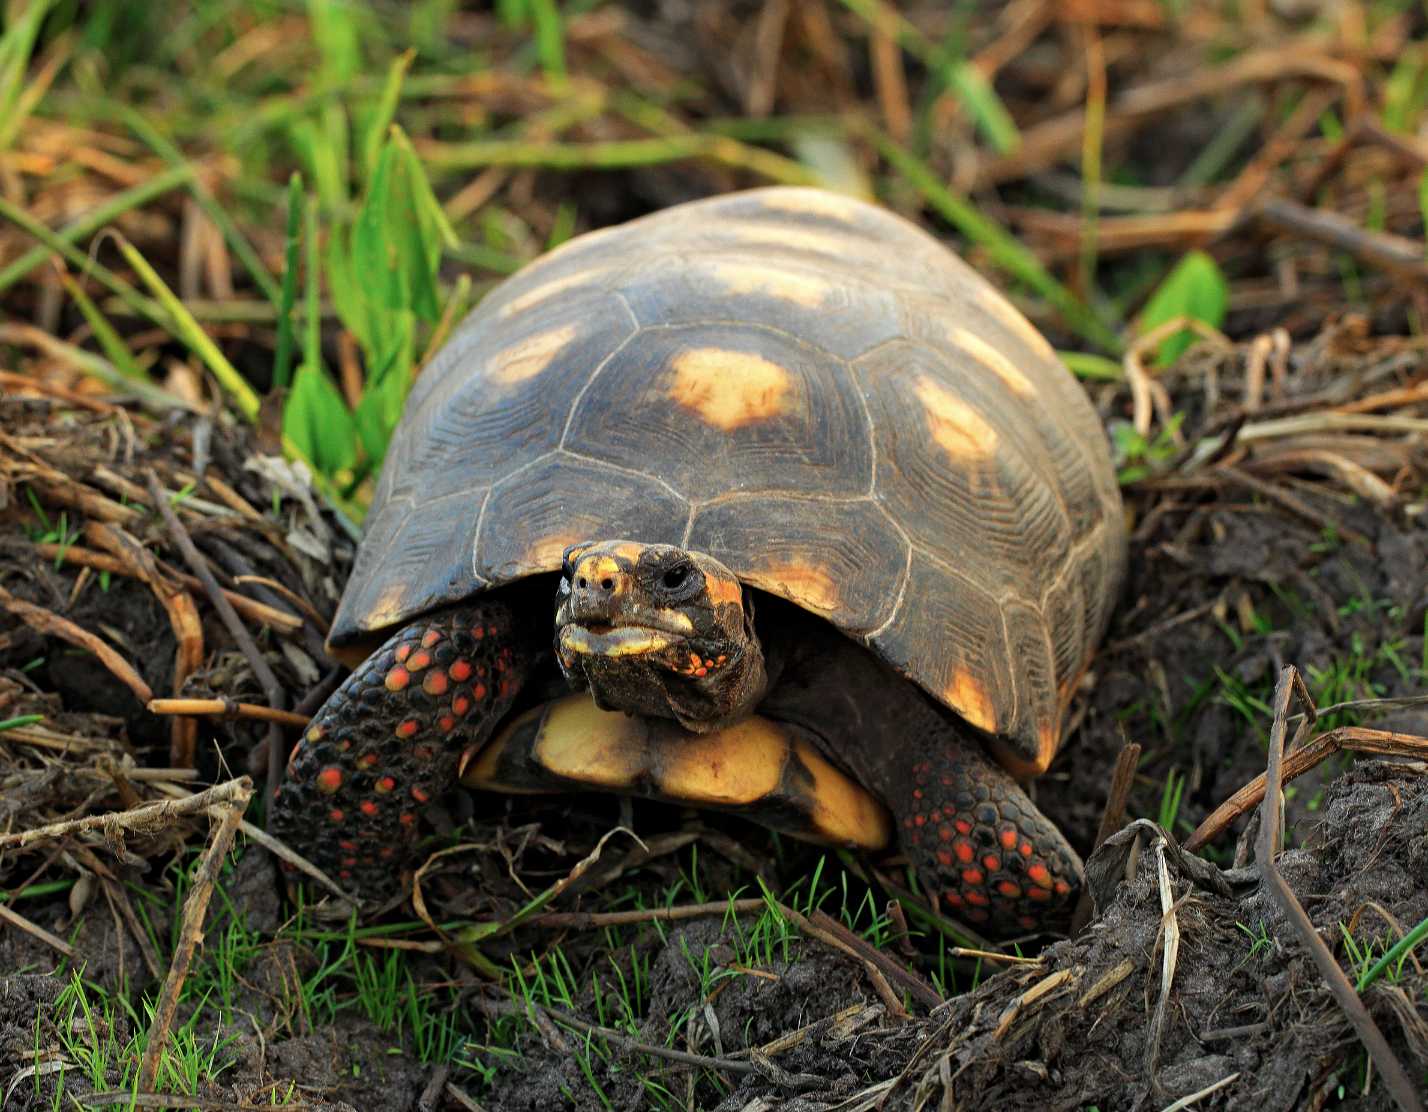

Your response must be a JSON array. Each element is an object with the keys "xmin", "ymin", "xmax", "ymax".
[
  {"xmin": 269, "ymin": 602, "xmax": 529, "ymax": 902},
  {"xmin": 894, "ymin": 743, "xmax": 1082, "ymax": 936}
]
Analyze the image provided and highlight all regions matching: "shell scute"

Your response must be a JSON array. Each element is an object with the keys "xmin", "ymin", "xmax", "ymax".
[{"xmin": 563, "ymin": 323, "xmax": 872, "ymax": 503}]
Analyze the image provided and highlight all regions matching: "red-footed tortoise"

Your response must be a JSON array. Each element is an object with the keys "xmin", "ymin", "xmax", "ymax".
[{"xmin": 269, "ymin": 187, "xmax": 1126, "ymax": 935}]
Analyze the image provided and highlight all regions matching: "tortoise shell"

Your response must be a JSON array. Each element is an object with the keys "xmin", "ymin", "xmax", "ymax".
[{"xmin": 329, "ymin": 187, "xmax": 1126, "ymax": 777}]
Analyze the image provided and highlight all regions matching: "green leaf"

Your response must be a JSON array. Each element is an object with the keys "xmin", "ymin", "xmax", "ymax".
[
  {"xmin": 0, "ymin": 0, "xmax": 56, "ymax": 153},
  {"xmin": 944, "ymin": 60, "xmax": 1019, "ymax": 157},
  {"xmin": 359, "ymin": 49, "xmax": 415, "ymax": 182},
  {"xmin": 1058, "ymin": 351, "xmax": 1122, "ymax": 381},
  {"xmin": 1136, "ymin": 250, "xmax": 1227, "ymax": 366},
  {"xmin": 284, "ymin": 364, "xmax": 357, "ymax": 476},
  {"xmin": 353, "ymin": 316, "xmax": 413, "ymax": 467},
  {"xmin": 307, "ymin": 0, "xmax": 361, "ymax": 83},
  {"xmin": 352, "ymin": 129, "xmax": 444, "ymax": 321}
]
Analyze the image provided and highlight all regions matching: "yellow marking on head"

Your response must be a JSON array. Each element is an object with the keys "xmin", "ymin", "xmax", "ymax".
[
  {"xmin": 497, "ymin": 270, "xmax": 604, "ymax": 319},
  {"xmin": 651, "ymin": 607, "xmax": 695, "ymax": 634},
  {"xmin": 573, "ymin": 553, "xmax": 629, "ymax": 591},
  {"xmin": 791, "ymin": 739, "xmax": 893, "ymax": 849},
  {"xmin": 610, "ymin": 541, "xmax": 646, "ymax": 563},
  {"xmin": 652, "ymin": 718, "xmax": 786, "ymax": 806},
  {"xmin": 704, "ymin": 572, "xmax": 743, "ymax": 609},
  {"xmin": 560, "ymin": 624, "xmax": 673, "ymax": 657},
  {"xmin": 705, "ymin": 260, "xmax": 832, "ymax": 308},
  {"xmin": 915, "ymin": 376, "xmax": 998, "ymax": 461},
  {"xmin": 743, "ymin": 561, "xmax": 840, "ymax": 615},
  {"xmin": 752, "ymin": 189, "xmax": 862, "ymax": 222},
  {"xmin": 972, "ymin": 286, "xmax": 1057, "ymax": 363},
  {"xmin": 944, "ymin": 665, "xmax": 998, "ymax": 734},
  {"xmin": 490, "ymin": 323, "xmax": 578, "ymax": 384},
  {"xmin": 940, "ymin": 326, "xmax": 1036, "ymax": 398},
  {"xmin": 669, "ymin": 348, "xmax": 793, "ymax": 431},
  {"xmin": 533, "ymin": 699, "xmax": 649, "ymax": 788}
]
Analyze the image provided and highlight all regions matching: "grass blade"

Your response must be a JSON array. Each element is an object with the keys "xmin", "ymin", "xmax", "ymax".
[
  {"xmin": 870, "ymin": 129, "xmax": 1122, "ymax": 353},
  {"xmin": 55, "ymin": 270, "xmax": 147, "ymax": 383},
  {"xmin": 837, "ymin": 0, "xmax": 1019, "ymax": 154},
  {"xmin": 121, "ymin": 107, "xmax": 283, "ymax": 306},
  {"xmin": 0, "ymin": 194, "xmax": 167, "ymax": 325},
  {"xmin": 0, "ymin": 0, "xmax": 56, "ymax": 150},
  {"xmin": 272, "ymin": 173, "xmax": 305, "ymax": 390},
  {"xmin": 0, "ymin": 164, "xmax": 193, "ymax": 294},
  {"xmin": 113, "ymin": 235, "xmax": 262, "ymax": 423}
]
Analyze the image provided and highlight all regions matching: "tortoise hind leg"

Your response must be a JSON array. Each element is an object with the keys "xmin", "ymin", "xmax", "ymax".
[
  {"xmin": 269, "ymin": 602, "xmax": 530, "ymax": 903},
  {"xmin": 891, "ymin": 734, "xmax": 1082, "ymax": 935}
]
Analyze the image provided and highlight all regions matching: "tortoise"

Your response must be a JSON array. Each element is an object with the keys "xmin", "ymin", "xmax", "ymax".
[{"xmin": 269, "ymin": 186, "xmax": 1126, "ymax": 935}]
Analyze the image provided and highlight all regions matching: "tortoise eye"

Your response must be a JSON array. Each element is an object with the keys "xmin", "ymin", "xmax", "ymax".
[{"xmin": 662, "ymin": 565, "xmax": 689, "ymax": 590}]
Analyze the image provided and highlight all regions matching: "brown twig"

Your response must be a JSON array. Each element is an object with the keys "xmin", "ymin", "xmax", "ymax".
[
  {"xmin": 972, "ymin": 46, "xmax": 1364, "ymax": 189},
  {"xmin": 29, "ymin": 542, "xmax": 303, "ymax": 631},
  {"xmin": 145, "ymin": 470, "xmax": 288, "ymax": 801},
  {"xmin": 1254, "ymin": 668, "xmax": 1421, "ymax": 1112},
  {"xmin": 1256, "ymin": 198, "xmax": 1428, "ymax": 284},
  {"xmin": 0, "ymin": 900, "xmax": 76, "ymax": 958},
  {"xmin": 0, "ymin": 585, "xmax": 153, "ymax": 705},
  {"xmin": 520, "ymin": 897, "xmax": 767, "ymax": 929},
  {"xmin": 0, "ymin": 777, "xmax": 253, "ymax": 849},
  {"xmin": 1072, "ymin": 739, "xmax": 1141, "ymax": 933},
  {"xmin": 85, "ymin": 520, "xmax": 204, "ymax": 766},
  {"xmin": 137, "ymin": 783, "xmax": 251, "ymax": 1091},
  {"xmin": 780, "ymin": 903, "xmax": 943, "ymax": 1011},
  {"xmin": 1185, "ymin": 724, "xmax": 1428, "ymax": 852},
  {"xmin": 147, "ymin": 696, "xmax": 310, "ymax": 729}
]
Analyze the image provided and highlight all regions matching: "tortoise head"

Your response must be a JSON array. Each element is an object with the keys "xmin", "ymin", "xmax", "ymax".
[{"xmin": 554, "ymin": 540, "xmax": 767, "ymax": 732}]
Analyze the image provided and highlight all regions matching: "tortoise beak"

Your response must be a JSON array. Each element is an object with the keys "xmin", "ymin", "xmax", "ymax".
[{"xmin": 558, "ymin": 622, "xmax": 681, "ymax": 658}]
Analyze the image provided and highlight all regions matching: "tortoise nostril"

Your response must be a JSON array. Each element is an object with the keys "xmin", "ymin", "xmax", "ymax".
[
  {"xmin": 600, "ymin": 577, "xmax": 615, "ymax": 591},
  {"xmin": 577, "ymin": 577, "xmax": 587, "ymax": 589}
]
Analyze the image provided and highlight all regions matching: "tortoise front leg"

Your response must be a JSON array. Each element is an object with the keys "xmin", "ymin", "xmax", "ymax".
[
  {"xmin": 888, "ymin": 734, "xmax": 1082, "ymax": 935},
  {"xmin": 269, "ymin": 603, "xmax": 530, "ymax": 902}
]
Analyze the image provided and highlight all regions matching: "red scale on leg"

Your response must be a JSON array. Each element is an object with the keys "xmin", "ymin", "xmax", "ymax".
[
  {"xmin": 884, "ymin": 728, "xmax": 1083, "ymax": 936},
  {"xmin": 268, "ymin": 601, "xmax": 531, "ymax": 904}
]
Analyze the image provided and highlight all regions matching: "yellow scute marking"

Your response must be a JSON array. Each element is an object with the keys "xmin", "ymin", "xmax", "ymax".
[
  {"xmin": 533, "ymin": 698, "xmax": 648, "ymax": 788},
  {"xmin": 1037, "ymin": 720, "xmax": 1059, "ymax": 766},
  {"xmin": 490, "ymin": 324, "xmax": 578, "ymax": 384},
  {"xmin": 942, "ymin": 326, "xmax": 1036, "ymax": 398},
  {"xmin": 725, "ymin": 223, "xmax": 851, "ymax": 259},
  {"xmin": 915, "ymin": 376, "xmax": 998, "ymax": 461},
  {"xmin": 497, "ymin": 271, "xmax": 601, "ymax": 319},
  {"xmin": 793, "ymin": 740, "xmax": 893, "ymax": 849},
  {"xmin": 705, "ymin": 260, "xmax": 832, "ymax": 308},
  {"xmin": 752, "ymin": 189, "xmax": 862, "ymax": 221},
  {"xmin": 362, "ymin": 580, "xmax": 411, "ymax": 632},
  {"xmin": 526, "ymin": 532, "xmax": 586, "ymax": 571},
  {"xmin": 669, "ymin": 348, "xmax": 793, "ymax": 431},
  {"xmin": 973, "ymin": 286, "xmax": 1057, "ymax": 362},
  {"xmin": 944, "ymin": 665, "xmax": 998, "ymax": 734},
  {"xmin": 654, "ymin": 719, "xmax": 785, "ymax": 805},
  {"xmin": 745, "ymin": 561, "xmax": 840, "ymax": 614}
]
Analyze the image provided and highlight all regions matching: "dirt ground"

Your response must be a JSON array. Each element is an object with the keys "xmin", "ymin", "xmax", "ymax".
[{"xmin": 2, "ymin": 320, "xmax": 1426, "ymax": 1110}]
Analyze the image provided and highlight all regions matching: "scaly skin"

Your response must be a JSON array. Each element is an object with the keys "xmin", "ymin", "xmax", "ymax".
[
  {"xmin": 890, "ymin": 747, "xmax": 1080, "ymax": 934},
  {"xmin": 269, "ymin": 603, "xmax": 529, "ymax": 900}
]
